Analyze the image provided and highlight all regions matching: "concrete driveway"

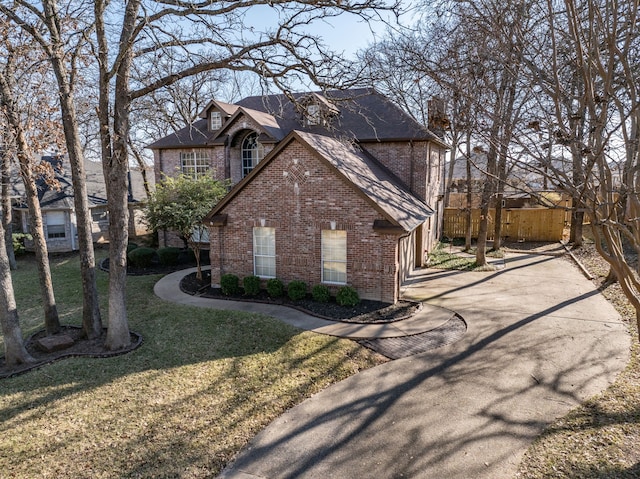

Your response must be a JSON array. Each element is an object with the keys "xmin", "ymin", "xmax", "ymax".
[{"xmin": 218, "ymin": 252, "xmax": 630, "ymax": 479}]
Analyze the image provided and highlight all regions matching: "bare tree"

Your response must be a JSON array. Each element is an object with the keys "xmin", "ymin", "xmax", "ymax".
[
  {"xmin": 92, "ymin": 0, "xmax": 400, "ymax": 350},
  {"xmin": 0, "ymin": 202, "xmax": 32, "ymax": 366},
  {"xmin": 0, "ymin": 1, "xmax": 103, "ymax": 340},
  {"xmin": 518, "ymin": 0, "xmax": 640, "ymax": 332},
  {"xmin": 0, "ymin": 134, "xmax": 16, "ymax": 270},
  {"xmin": 0, "ymin": 25, "xmax": 62, "ymax": 335}
]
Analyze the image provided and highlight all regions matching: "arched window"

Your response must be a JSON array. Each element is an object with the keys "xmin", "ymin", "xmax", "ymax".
[{"xmin": 241, "ymin": 132, "xmax": 264, "ymax": 178}]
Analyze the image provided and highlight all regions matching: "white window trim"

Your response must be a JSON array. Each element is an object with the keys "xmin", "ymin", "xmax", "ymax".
[
  {"xmin": 253, "ymin": 227, "xmax": 276, "ymax": 278},
  {"xmin": 192, "ymin": 225, "xmax": 210, "ymax": 243},
  {"xmin": 242, "ymin": 132, "xmax": 265, "ymax": 178},
  {"xmin": 210, "ymin": 111, "xmax": 222, "ymax": 130},
  {"xmin": 180, "ymin": 151, "xmax": 210, "ymax": 179},
  {"xmin": 46, "ymin": 211, "xmax": 67, "ymax": 239},
  {"xmin": 321, "ymin": 229, "xmax": 347, "ymax": 285}
]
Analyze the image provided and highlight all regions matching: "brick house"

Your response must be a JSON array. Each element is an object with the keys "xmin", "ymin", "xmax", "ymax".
[
  {"xmin": 148, "ymin": 88, "xmax": 448, "ymax": 303},
  {"xmin": 10, "ymin": 155, "xmax": 151, "ymax": 252}
]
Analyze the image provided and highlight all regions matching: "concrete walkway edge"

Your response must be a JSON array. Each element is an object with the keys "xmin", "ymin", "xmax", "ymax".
[{"xmin": 154, "ymin": 267, "xmax": 457, "ymax": 339}]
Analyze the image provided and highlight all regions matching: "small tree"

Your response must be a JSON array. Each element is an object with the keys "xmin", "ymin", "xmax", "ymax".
[{"xmin": 145, "ymin": 174, "xmax": 228, "ymax": 280}]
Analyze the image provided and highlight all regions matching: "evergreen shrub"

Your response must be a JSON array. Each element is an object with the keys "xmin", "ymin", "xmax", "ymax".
[{"xmin": 336, "ymin": 286, "xmax": 360, "ymax": 307}]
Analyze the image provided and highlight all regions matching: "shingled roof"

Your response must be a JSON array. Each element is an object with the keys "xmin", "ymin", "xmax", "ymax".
[
  {"xmin": 11, "ymin": 156, "xmax": 152, "ymax": 209},
  {"xmin": 147, "ymin": 88, "xmax": 445, "ymax": 149},
  {"xmin": 206, "ymin": 130, "xmax": 433, "ymax": 233}
]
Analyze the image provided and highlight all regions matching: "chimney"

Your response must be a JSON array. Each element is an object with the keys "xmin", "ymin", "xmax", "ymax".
[{"xmin": 428, "ymin": 97, "xmax": 449, "ymax": 139}]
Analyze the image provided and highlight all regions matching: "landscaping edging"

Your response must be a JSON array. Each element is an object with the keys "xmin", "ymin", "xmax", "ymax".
[{"xmin": 0, "ymin": 326, "xmax": 143, "ymax": 379}]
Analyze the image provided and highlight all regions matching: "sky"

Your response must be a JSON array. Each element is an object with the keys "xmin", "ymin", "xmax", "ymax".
[{"xmin": 241, "ymin": 4, "xmax": 405, "ymax": 60}]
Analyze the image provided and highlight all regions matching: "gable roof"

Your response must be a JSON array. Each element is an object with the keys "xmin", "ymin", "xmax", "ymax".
[
  {"xmin": 148, "ymin": 88, "xmax": 448, "ymax": 150},
  {"xmin": 198, "ymin": 99, "xmax": 239, "ymax": 119},
  {"xmin": 11, "ymin": 156, "xmax": 152, "ymax": 209},
  {"xmin": 213, "ymin": 106, "xmax": 285, "ymax": 143},
  {"xmin": 206, "ymin": 130, "xmax": 433, "ymax": 232}
]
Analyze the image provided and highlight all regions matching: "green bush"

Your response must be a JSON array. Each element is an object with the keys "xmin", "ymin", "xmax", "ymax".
[
  {"xmin": 243, "ymin": 275, "xmax": 261, "ymax": 297},
  {"xmin": 287, "ymin": 280, "xmax": 307, "ymax": 301},
  {"xmin": 220, "ymin": 273, "xmax": 240, "ymax": 296},
  {"xmin": 178, "ymin": 248, "xmax": 196, "ymax": 264},
  {"xmin": 157, "ymin": 246, "xmax": 181, "ymax": 266},
  {"xmin": 127, "ymin": 247, "xmax": 156, "ymax": 268},
  {"xmin": 126, "ymin": 242, "xmax": 139, "ymax": 254},
  {"xmin": 266, "ymin": 278, "xmax": 284, "ymax": 298},
  {"xmin": 312, "ymin": 284, "xmax": 331, "ymax": 303},
  {"xmin": 12, "ymin": 233, "xmax": 31, "ymax": 256},
  {"xmin": 336, "ymin": 286, "xmax": 360, "ymax": 307}
]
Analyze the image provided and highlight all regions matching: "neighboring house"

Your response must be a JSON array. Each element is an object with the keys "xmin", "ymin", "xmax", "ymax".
[
  {"xmin": 11, "ymin": 155, "xmax": 152, "ymax": 252},
  {"xmin": 148, "ymin": 88, "xmax": 448, "ymax": 303}
]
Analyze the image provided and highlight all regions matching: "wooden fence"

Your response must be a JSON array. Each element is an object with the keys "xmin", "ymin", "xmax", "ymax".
[{"xmin": 443, "ymin": 207, "xmax": 568, "ymax": 242}]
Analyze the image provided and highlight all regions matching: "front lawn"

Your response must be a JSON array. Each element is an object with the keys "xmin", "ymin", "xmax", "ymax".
[{"xmin": 0, "ymin": 252, "xmax": 386, "ymax": 478}]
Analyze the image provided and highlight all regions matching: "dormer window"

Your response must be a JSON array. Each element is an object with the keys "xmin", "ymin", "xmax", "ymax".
[
  {"xmin": 210, "ymin": 111, "xmax": 222, "ymax": 131},
  {"xmin": 306, "ymin": 104, "xmax": 321, "ymax": 126}
]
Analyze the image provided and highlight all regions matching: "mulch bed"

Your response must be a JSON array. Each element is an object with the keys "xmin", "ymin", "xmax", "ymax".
[
  {"xmin": 0, "ymin": 326, "xmax": 142, "ymax": 379},
  {"xmin": 180, "ymin": 270, "xmax": 420, "ymax": 324},
  {"xmin": 100, "ymin": 257, "xmax": 209, "ymax": 276}
]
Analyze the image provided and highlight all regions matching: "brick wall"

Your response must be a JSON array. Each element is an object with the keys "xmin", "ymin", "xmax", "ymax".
[
  {"xmin": 209, "ymin": 140, "xmax": 403, "ymax": 303},
  {"xmin": 153, "ymin": 147, "xmax": 225, "ymax": 183}
]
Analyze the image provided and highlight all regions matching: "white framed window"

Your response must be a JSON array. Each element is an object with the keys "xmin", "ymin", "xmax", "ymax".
[
  {"xmin": 306, "ymin": 104, "xmax": 321, "ymax": 126},
  {"xmin": 192, "ymin": 225, "xmax": 210, "ymax": 243},
  {"xmin": 46, "ymin": 211, "xmax": 66, "ymax": 239},
  {"xmin": 180, "ymin": 151, "xmax": 209, "ymax": 179},
  {"xmin": 242, "ymin": 132, "xmax": 265, "ymax": 178},
  {"xmin": 322, "ymin": 230, "xmax": 347, "ymax": 284},
  {"xmin": 210, "ymin": 111, "xmax": 222, "ymax": 130},
  {"xmin": 253, "ymin": 227, "xmax": 276, "ymax": 278}
]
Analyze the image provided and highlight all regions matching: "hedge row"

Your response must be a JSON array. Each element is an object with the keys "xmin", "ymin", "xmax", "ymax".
[
  {"xmin": 126, "ymin": 244, "xmax": 196, "ymax": 268},
  {"xmin": 219, "ymin": 273, "xmax": 360, "ymax": 306}
]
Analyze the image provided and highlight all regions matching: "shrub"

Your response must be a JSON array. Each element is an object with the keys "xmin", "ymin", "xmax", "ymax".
[
  {"xmin": 220, "ymin": 274, "xmax": 240, "ymax": 296},
  {"xmin": 157, "ymin": 246, "xmax": 181, "ymax": 266},
  {"xmin": 312, "ymin": 284, "xmax": 331, "ymax": 303},
  {"xmin": 266, "ymin": 278, "xmax": 284, "ymax": 298},
  {"xmin": 126, "ymin": 242, "xmax": 139, "ymax": 254},
  {"xmin": 12, "ymin": 233, "xmax": 31, "ymax": 256},
  {"xmin": 178, "ymin": 248, "xmax": 196, "ymax": 264},
  {"xmin": 127, "ymin": 247, "xmax": 156, "ymax": 268},
  {"xmin": 243, "ymin": 275, "xmax": 261, "ymax": 297},
  {"xmin": 287, "ymin": 280, "xmax": 307, "ymax": 301},
  {"xmin": 336, "ymin": 286, "xmax": 360, "ymax": 307}
]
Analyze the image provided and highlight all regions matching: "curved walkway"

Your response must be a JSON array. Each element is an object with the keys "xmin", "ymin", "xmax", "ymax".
[
  {"xmin": 154, "ymin": 267, "xmax": 457, "ymax": 339},
  {"xmin": 154, "ymin": 254, "xmax": 631, "ymax": 479}
]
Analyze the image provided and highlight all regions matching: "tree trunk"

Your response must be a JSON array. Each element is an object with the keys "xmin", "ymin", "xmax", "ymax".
[
  {"xmin": 444, "ymin": 137, "xmax": 458, "ymax": 208},
  {"xmin": 476, "ymin": 147, "xmax": 497, "ymax": 267},
  {"xmin": 493, "ymin": 192, "xmax": 504, "ymax": 251},
  {"xmin": 0, "ymin": 70, "xmax": 60, "ymax": 335},
  {"xmin": 104, "ymin": 134, "xmax": 131, "ymax": 351},
  {"xmin": 42, "ymin": 0, "xmax": 103, "ymax": 340},
  {"xmin": 570, "ymin": 206, "xmax": 584, "ymax": 247},
  {"xmin": 128, "ymin": 134, "xmax": 151, "ymax": 199},
  {"xmin": 0, "ymin": 212, "xmax": 32, "ymax": 366},
  {"xmin": 95, "ymin": 0, "xmax": 138, "ymax": 350},
  {"xmin": 19, "ymin": 171, "xmax": 60, "ymax": 335},
  {"xmin": 1, "ymin": 156, "xmax": 17, "ymax": 270},
  {"xmin": 464, "ymin": 138, "xmax": 473, "ymax": 251}
]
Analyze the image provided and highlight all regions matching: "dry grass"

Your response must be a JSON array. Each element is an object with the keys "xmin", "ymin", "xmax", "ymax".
[
  {"xmin": 517, "ymin": 240, "xmax": 640, "ymax": 478},
  {"xmin": 0, "ymin": 253, "xmax": 386, "ymax": 478}
]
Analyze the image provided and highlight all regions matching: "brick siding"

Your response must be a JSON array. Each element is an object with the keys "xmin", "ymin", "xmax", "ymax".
[{"xmin": 209, "ymin": 140, "xmax": 403, "ymax": 303}]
